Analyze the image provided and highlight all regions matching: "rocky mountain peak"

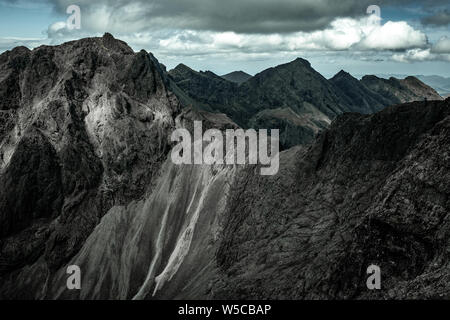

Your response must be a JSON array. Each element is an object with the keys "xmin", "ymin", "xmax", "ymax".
[
  {"xmin": 361, "ymin": 74, "xmax": 379, "ymax": 81},
  {"xmin": 172, "ymin": 63, "xmax": 194, "ymax": 73},
  {"xmin": 102, "ymin": 32, "xmax": 114, "ymax": 40},
  {"xmin": 0, "ymin": 35, "xmax": 179, "ymax": 282},
  {"xmin": 293, "ymin": 57, "xmax": 311, "ymax": 67},
  {"xmin": 101, "ymin": 32, "xmax": 134, "ymax": 54},
  {"xmin": 221, "ymin": 70, "xmax": 252, "ymax": 84},
  {"xmin": 332, "ymin": 69, "xmax": 354, "ymax": 80}
]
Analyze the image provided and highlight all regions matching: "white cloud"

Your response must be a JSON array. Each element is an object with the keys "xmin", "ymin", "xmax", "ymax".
[
  {"xmin": 391, "ymin": 36, "xmax": 450, "ymax": 63},
  {"xmin": 358, "ymin": 21, "xmax": 428, "ymax": 50},
  {"xmin": 44, "ymin": 0, "xmax": 376, "ymax": 34},
  {"xmin": 48, "ymin": 21, "xmax": 67, "ymax": 35},
  {"xmin": 151, "ymin": 16, "xmax": 428, "ymax": 57},
  {"xmin": 393, "ymin": 49, "xmax": 432, "ymax": 62},
  {"xmin": 432, "ymin": 36, "xmax": 450, "ymax": 54},
  {"xmin": 0, "ymin": 6, "xmax": 445, "ymax": 68},
  {"xmin": 392, "ymin": 48, "xmax": 450, "ymax": 63}
]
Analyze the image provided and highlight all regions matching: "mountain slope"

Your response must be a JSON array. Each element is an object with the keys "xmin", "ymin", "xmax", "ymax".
[
  {"xmin": 402, "ymin": 76, "xmax": 444, "ymax": 101},
  {"xmin": 168, "ymin": 64, "xmax": 240, "ymax": 118},
  {"xmin": 330, "ymin": 70, "xmax": 392, "ymax": 114}
]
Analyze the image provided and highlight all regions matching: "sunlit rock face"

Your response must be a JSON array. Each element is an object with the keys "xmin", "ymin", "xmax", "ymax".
[
  {"xmin": 50, "ymin": 159, "xmax": 237, "ymax": 299},
  {"xmin": 1, "ymin": 34, "xmax": 449, "ymax": 300}
]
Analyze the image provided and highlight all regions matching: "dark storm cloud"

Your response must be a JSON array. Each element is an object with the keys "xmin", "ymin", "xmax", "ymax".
[
  {"xmin": 1, "ymin": 0, "xmax": 445, "ymax": 33},
  {"xmin": 42, "ymin": 0, "xmax": 445, "ymax": 34},
  {"xmin": 422, "ymin": 10, "xmax": 450, "ymax": 26}
]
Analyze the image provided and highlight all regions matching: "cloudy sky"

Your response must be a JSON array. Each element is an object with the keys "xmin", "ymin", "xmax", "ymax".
[{"xmin": 0, "ymin": 0, "xmax": 449, "ymax": 78}]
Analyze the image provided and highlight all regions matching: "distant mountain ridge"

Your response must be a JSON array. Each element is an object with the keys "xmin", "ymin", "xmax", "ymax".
[
  {"xmin": 221, "ymin": 71, "xmax": 252, "ymax": 84},
  {"xmin": 361, "ymin": 75, "xmax": 442, "ymax": 104},
  {"xmin": 168, "ymin": 59, "xmax": 442, "ymax": 148},
  {"xmin": 415, "ymin": 75, "xmax": 450, "ymax": 97},
  {"xmin": 355, "ymin": 73, "xmax": 450, "ymax": 97}
]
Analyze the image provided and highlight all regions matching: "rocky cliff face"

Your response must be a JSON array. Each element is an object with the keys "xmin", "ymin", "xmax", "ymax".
[
  {"xmin": 1, "ymin": 35, "xmax": 449, "ymax": 300},
  {"xmin": 0, "ymin": 33, "xmax": 179, "ymax": 298},
  {"xmin": 216, "ymin": 98, "xmax": 450, "ymax": 299}
]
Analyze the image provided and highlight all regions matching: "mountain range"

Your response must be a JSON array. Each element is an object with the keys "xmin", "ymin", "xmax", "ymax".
[
  {"xmin": 0, "ymin": 34, "xmax": 449, "ymax": 300},
  {"xmin": 168, "ymin": 60, "xmax": 441, "ymax": 149}
]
